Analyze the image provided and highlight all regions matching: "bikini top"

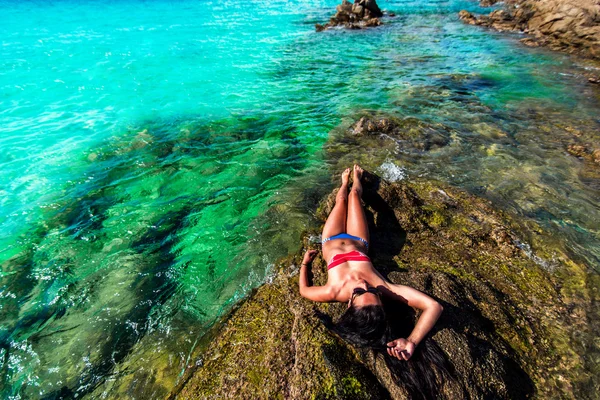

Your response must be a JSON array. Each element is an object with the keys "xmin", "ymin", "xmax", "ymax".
[{"xmin": 327, "ymin": 250, "xmax": 371, "ymax": 270}]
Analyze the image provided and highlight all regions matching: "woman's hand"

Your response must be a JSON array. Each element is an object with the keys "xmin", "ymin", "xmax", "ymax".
[
  {"xmin": 302, "ymin": 249, "xmax": 318, "ymax": 266},
  {"xmin": 387, "ymin": 338, "xmax": 416, "ymax": 361},
  {"xmin": 383, "ymin": 284, "xmax": 443, "ymax": 352}
]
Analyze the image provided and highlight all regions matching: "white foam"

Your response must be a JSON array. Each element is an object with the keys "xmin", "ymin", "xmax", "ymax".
[
  {"xmin": 378, "ymin": 161, "xmax": 407, "ymax": 182},
  {"xmin": 514, "ymin": 239, "xmax": 557, "ymax": 271}
]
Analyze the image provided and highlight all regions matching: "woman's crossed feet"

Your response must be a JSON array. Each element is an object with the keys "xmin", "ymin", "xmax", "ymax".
[{"xmin": 338, "ymin": 165, "xmax": 363, "ymax": 197}]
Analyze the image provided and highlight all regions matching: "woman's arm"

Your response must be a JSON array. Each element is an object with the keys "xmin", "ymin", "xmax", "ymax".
[
  {"xmin": 298, "ymin": 250, "xmax": 334, "ymax": 302},
  {"xmin": 383, "ymin": 283, "xmax": 443, "ymax": 360}
]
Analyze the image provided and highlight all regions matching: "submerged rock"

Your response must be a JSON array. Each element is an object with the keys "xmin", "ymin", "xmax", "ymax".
[
  {"xmin": 336, "ymin": 112, "xmax": 454, "ymax": 158},
  {"xmin": 459, "ymin": 0, "xmax": 600, "ymax": 60},
  {"xmin": 316, "ymin": 0, "xmax": 385, "ymax": 31},
  {"xmin": 566, "ymin": 143, "xmax": 600, "ymax": 188},
  {"xmin": 172, "ymin": 169, "xmax": 596, "ymax": 398},
  {"xmin": 567, "ymin": 143, "xmax": 600, "ymax": 164},
  {"xmin": 567, "ymin": 143, "xmax": 589, "ymax": 158}
]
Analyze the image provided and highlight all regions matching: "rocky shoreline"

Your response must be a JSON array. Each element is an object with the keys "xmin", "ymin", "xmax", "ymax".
[
  {"xmin": 170, "ymin": 114, "xmax": 598, "ymax": 399},
  {"xmin": 316, "ymin": 0, "xmax": 600, "ymax": 68},
  {"xmin": 459, "ymin": 0, "xmax": 600, "ymax": 62}
]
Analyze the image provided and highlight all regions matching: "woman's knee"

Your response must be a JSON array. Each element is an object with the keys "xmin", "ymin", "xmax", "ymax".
[
  {"xmin": 336, "ymin": 191, "xmax": 348, "ymax": 203},
  {"xmin": 349, "ymin": 187, "xmax": 362, "ymax": 197}
]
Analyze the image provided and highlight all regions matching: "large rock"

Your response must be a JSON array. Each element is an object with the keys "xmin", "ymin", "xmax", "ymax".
[
  {"xmin": 459, "ymin": 0, "xmax": 600, "ymax": 60},
  {"xmin": 171, "ymin": 171, "xmax": 596, "ymax": 399}
]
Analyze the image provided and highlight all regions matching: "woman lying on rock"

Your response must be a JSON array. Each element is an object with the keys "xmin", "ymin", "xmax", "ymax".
[{"xmin": 299, "ymin": 165, "xmax": 449, "ymax": 398}]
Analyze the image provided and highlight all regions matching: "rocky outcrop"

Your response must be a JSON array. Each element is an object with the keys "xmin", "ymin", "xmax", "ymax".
[
  {"xmin": 349, "ymin": 115, "xmax": 452, "ymax": 151},
  {"xmin": 172, "ymin": 173, "xmax": 596, "ymax": 399},
  {"xmin": 170, "ymin": 113, "xmax": 598, "ymax": 399},
  {"xmin": 459, "ymin": 0, "xmax": 600, "ymax": 60},
  {"xmin": 171, "ymin": 115, "xmax": 598, "ymax": 398},
  {"xmin": 316, "ymin": 0, "xmax": 385, "ymax": 31}
]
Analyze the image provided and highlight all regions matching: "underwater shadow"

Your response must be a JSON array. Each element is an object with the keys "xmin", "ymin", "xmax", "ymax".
[{"xmin": 38, "ymin": 205, "xmax": 194, "ymax": 400}]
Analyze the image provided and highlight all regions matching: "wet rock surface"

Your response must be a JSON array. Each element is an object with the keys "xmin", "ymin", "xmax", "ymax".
[
  {"xmin": 316, "ymin": 0, "xmax": 385, "ymax": 31},
  {"xmin": 567, "ymin": 143, "xmax": 600, "ymax": 163},
  {"xmin": 348, "ymin": 114, "xmax": 452, "ymax": 152},
  {"xmin": 459, "ymin": 0, "xmax": 600, "ymax": 61},
  {"xmin": 172, "ymin": 154, "xmax": 597, "ymax": 398}
]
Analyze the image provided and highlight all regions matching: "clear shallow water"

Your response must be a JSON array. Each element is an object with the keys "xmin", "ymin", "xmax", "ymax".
[{"xmin": 1, "ymin": 0, "xmax": 599, "ymax": 397}]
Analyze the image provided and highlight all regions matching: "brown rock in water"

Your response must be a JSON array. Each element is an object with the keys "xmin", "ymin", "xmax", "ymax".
[
  {"xmin": 345, "ymin": 113, "xmax": 452, "ymax": 152},
  {"xmin": 376, "ymin": 117, "xmax": 394, "ymax": 132},
  {"xmin": 337, "ymin": 0, "xmax": 353, "ymax": 13},
  {"xmin": 362, "ymin": 0, "xmax": 384, "ymax": 18},
  {"xmin": 352, "ymin": 3, "xmax": 364, "ymax": 17},
  {"xmin": 364, "ymin": 17, "xmax": 383, "ymax": 28},
  {"xmin": 351, "ymin": 116, "xmax": 377, "ymax": 135},
  {"xmin": 316, "ymin": 0, "xmax": 385, "ymax": 31},
  {"xmin": 458, "ymin": 10, "xmax": 478, "ymax": 25},
  {"xmin": 567, "ymin": 143, "xmax": 588, "ymax": 157},
  {"xmin": 459, "ymin": 0, "xmax": 600, "ymax": 60},
  {"xmin": 351, "ymin": 115, "xmax": 401, "ymax": 136}
]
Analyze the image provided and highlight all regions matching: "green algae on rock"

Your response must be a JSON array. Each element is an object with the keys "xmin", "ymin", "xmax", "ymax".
[
  {"xmin": 174, "ymin": 270, "xmax": 389, "ymax": 399},
  {"xmin": 172, "ymin": 166, "xmax": 597, "ymax": 398}
]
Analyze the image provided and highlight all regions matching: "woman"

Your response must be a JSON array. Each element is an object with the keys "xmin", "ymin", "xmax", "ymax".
[{"xmin": 299, "ymin": 165, "xmax": 447, "ymax": 398}]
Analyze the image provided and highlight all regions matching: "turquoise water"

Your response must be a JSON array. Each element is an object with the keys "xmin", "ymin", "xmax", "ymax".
[{"xmin": 1, "ymin": 0, "xmax": 599, "ymax": 397}]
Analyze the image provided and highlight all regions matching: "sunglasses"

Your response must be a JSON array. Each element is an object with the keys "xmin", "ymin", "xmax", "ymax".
[{"xmin": 350, "ymin": 287, "xmax": 380, "ymax": 303}]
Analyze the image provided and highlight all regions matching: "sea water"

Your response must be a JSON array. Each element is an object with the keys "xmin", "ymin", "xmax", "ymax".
[{"xmin": 1, "ymin": 0, "xmax": 599, "ymax": 397}]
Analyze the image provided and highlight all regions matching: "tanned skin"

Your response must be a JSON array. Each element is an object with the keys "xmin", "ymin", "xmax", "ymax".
[{"xmin": 299, "ymin": 165, "xmax": 443, "ymax": 360}]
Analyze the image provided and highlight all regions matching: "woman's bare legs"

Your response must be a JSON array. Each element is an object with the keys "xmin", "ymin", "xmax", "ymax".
[
  {"xmin": 322, "ymin": 168, "xmax": 351, "ymax": 239},
  {"xmin": 346, "ymin": 164, "xmax": 369, "ymax": 244}
]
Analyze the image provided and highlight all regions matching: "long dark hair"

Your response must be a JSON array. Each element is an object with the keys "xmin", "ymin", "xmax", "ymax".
[{"xmin": 333, "ymin": 305, "xmax": 454, "ymax": 400}]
